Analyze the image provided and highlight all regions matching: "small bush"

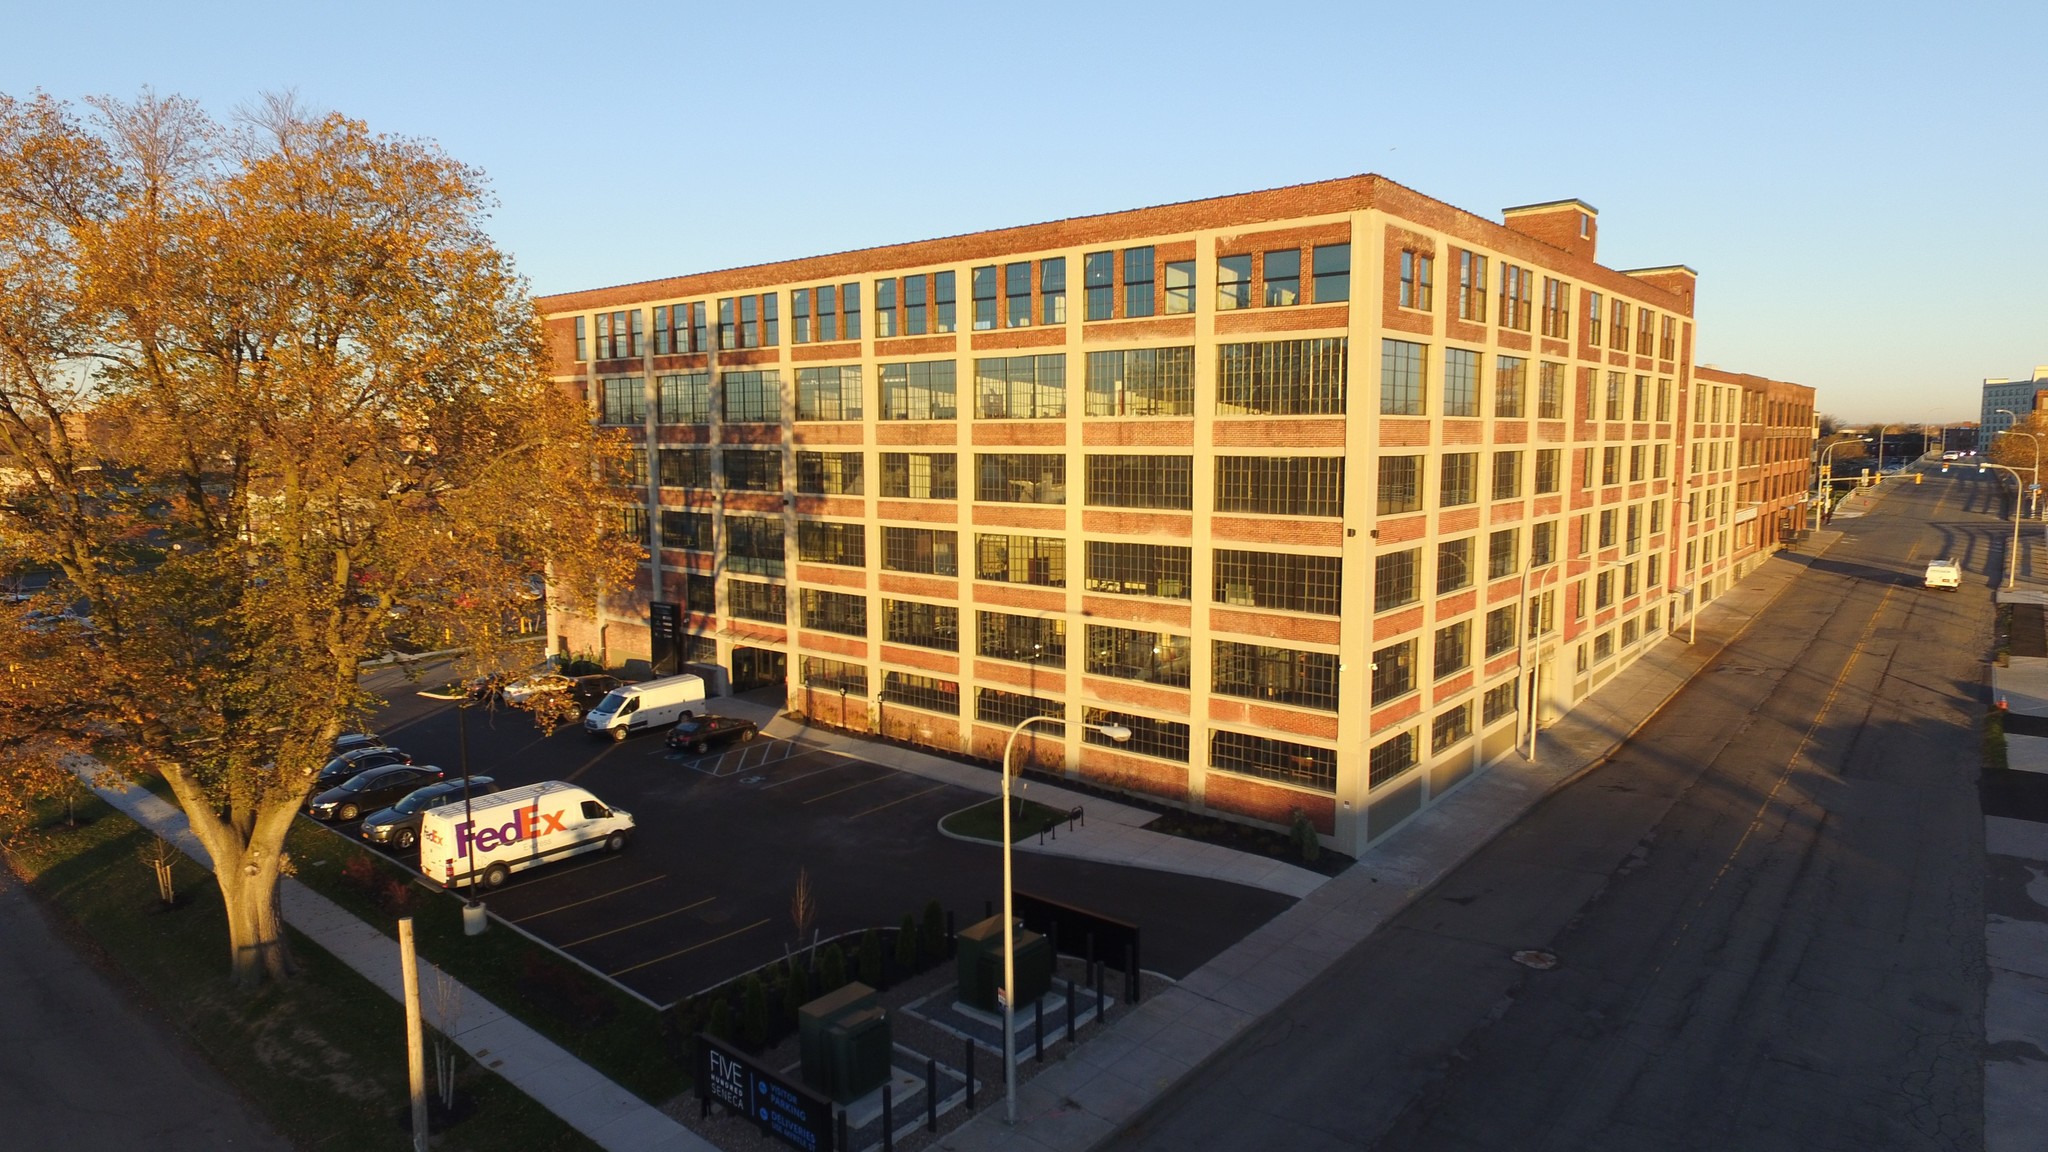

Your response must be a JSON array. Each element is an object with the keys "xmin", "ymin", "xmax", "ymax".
[
  {"xmin": 739, "ymin": 975, "xmax": 768, "ymax": 1051},
  {"xmin": 857, "ymin": 928, "xmax": 883, "ymax": 988},
  {"xmin": 786, "ymin": 962, "xmax": 811, "ymax": 1022},
  {"xmin": 340, "ymin": 853, "xmax": 379, "ymax": 894},
  {"xmin": 894, "ymin": 915, "xmax": 918, "ymax": 973},
  {"xmin": 380, "ymin": 876, "xmax": 415, "ymax": 917},
  {"xmin": 920, "ymin": 900, "xmax": 947, "ymax": 965},
  {"xmin": 1289, "ymin": 808, "xmax": 1321, "ymax": 863},
  {"xmin": 707, "ymin": 997, "xmax": 733, "ymax": 1043},
  {"xmin": 819, "ymin": 943, "xmax": 847, "ymax": 993}
]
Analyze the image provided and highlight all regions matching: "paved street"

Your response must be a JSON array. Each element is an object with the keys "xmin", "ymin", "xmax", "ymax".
[
  {"xmin": 1108, "ymin": 472, "xmax": 1998, "ymax": 1151},
  {"xmin": 0, "ymin": 867, "xmax": 287, "ymax": 1152}
]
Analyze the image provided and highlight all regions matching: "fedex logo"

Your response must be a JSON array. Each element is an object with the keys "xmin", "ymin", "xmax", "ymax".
[{"xmin": 453, "ymin": 804, "xmax": 567, "ymax": 858}]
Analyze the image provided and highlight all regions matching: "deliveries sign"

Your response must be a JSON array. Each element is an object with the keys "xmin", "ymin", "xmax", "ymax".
[{"xmin": 698, "ymin": 1034, "xmax": 833, "ymax": 1152}]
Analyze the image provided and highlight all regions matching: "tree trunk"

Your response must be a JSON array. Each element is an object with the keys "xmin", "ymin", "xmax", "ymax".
[{"xmin": 164, "ymin": 767, "xmax": 301, "ymax": 987}]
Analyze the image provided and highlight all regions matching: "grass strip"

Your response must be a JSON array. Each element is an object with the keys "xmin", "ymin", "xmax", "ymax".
[
  {"xmin": 5, "ymin": 796, "xmax": 603, "ymax": 1152},
  {"xmin": 941, "ymin": 796, "xmax": 1076, "ymax": 843}
]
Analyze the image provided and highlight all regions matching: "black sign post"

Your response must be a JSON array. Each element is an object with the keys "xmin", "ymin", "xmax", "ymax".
[
  {"xmin": 649, "ymin": 601, "xmax": 682, "ymax": 676},
  {"xmin": 698, "ymin": 1033, "xmax": 834, "ymax": 1152}
]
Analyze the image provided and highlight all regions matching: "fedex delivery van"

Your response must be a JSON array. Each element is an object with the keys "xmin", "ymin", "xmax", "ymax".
[
  {"xmin": 418, "ymin": 781, "xmax": 633, "ymax": 890},
  {"xmin": 582, "ymin": 672, "xmax": 706, "ymax": 741}
]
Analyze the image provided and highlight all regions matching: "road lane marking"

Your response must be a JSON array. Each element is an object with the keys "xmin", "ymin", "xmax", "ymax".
[
  {"xmin": 565, "ymin": 742, "xmax": 625, "ymax": 782},
  {"xmin": 846, "ymin": 782, "xmax": 950, "ymax": 820},
  {"xmin": 758, "ymin": 759, "xmax": 858, "ymax": 789},
  {"xmin": 490, "ymin": 855, "xmax": 617, "ymax": 889},
  {"xmin": 801, "ymin": 774, "xmax": 891, "ymax": 804},
  {"xmin": 560, "ymin": 896, "xmax": 717, "ymax": 949},
  {"xmin": 608, "ymin": 918, "xmax": 773, "ymax": 977},
  {"xmin": 510, "ymin": 874, "xmax": 668, "ymax": 922}
]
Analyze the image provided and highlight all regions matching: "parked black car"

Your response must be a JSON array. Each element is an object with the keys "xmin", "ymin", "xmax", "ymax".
[
  {"xmin": 305, "ymin": 763, "xmax": 447, "ymax": 822},
  {"xmin": 331, "ymin": 731, "xmax": 386, "ymax": 756},
  {"xmin": 664, "ymin": 714, "xmax": 759, "ymax": 755},
  {"xmin": 568, "ymin": 674, "xmax": 627, "ymax": 713},
  {"xmin": 359, "ymin": 777, "xmax": 499, "ymax": 851},
  {"xmin": 313, "ymin": 746, "xmax": 411, "ymax": 791}
]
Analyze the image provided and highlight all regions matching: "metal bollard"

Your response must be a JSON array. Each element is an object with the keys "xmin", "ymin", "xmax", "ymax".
[
  {"xmin": 836, "ymin": 1109, "xmax": 849, "ymax": 1151},
  {"xmin": 1066, "ymin": 978, "xmax": 1078, "ymax": 1044},
  {"xmin": 964, "ymin": 1037, "xmax": 975, "ymax": 1110},
  {"xmin": 1035, "ymin": 996, "xmax": 1045, "ymax": 1062},
  {"xmin": 1126, "ymin": 943, "xmax": 1138, "ymax": 1004},
  {"xmin": 926, "ymin": 1057, "xmax": 938, "ymax": 1133},
  {"xmin": 882, "ymin": 1083, "xmax": 893, "ymax": 1152},
  {"xmin": 1095, "ymin": 963, "xmax": 1105, "ymax": 1026},
  {"xmin": 946, "ymin": 909, "xmax": 956, "ymax": 957}
]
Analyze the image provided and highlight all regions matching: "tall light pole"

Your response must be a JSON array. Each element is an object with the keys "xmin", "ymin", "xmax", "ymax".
[
  {"xmin": 1996, "ymin": 410, "xmax": 2039, "ymax": 519},
  {"xmin": 417, "ymin": 686, "xmax": 486, "ymax": 931},
  {"xmin": 998, "ymin": 714, "xmax": 1127, "ymax": 1125},
  {"xmin": 1956, "ymin": 461, "xmax": 2024, "ymax": 589},
  {"xmin": 1814, "ymin": 436, "xmax": 1871, "ymax": 529},
  {"xmin": 1513, "ymin": 559, "xmax": 1561, "ymax": 760}
]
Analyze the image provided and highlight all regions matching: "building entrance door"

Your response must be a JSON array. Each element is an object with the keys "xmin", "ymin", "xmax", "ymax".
[{"xmin": 731, "ymin": 647, "xmax": 787, "ymax": 696}]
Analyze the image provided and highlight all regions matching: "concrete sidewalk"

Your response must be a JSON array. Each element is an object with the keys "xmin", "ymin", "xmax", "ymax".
[
  {"xmin": 62, "ymin": 757, "xmax": 714, "ymax": 1152},
  {"xmin": 930, "ymin": 536, "xmax": 1835, "ymax": 1152},
  {"xmin": 712, "ymin": 696, "xmax": 1329, "ymax": 900}
]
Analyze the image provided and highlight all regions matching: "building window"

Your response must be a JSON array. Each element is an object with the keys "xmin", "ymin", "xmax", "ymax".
[
  {"xmin": 791, "ymin": 288, "xmax": 810, "ymax": 344},
  {"xmin": 1660, "ymin": 315, "xmax": 1677, "ymax": 361},
  {"xmin": 801, "ymin": 656, "xmax": 866, "ymax": 697},
  {"xmin": 1458, "ymin": 251, "xmax": 1488, "ymax": 322},
  {"xmin": 797, "ymin": 520, "xmax": 865, "ymax": 567},
  {"xmin": 1087, "ymin": 454, "xmax": 1194, "ymax": 510},
  {"xmin": 727, "ymin": 579, "xmax": 786, "ymax": 624},
  {"xmin": 599, "ymin": 377, "xmax": 646, "ymax": 426},
  {"xmin": 1484, "ymin": 604, "xmax": 1517, "ymax": 657},
  {"xmin": 1398, "ymin": 249, "xmax": 1433, "ymax": 310},
  {"xmin": 1217, "ymin": 549, "xmax": 1344, "ymax": 615},
  {"xmin": 1603, "ymin": 372, "xmax": 1624, "ymax": 421},
  {"xmin": 1540, "ymin": 277, "xmax": 1571, "ymax": 339},
  {"xmin": 1217, "ymin": 254, "xmax": 1251, "ymax": 311},
  {"xmin": 976, "ymin": 534, "xmax": 1064, "ymax": 587},
  {"xmin": 1531, "ymin": 520, "xmax": 1556, "ymax": 567},
  {"xmin": 1084, "ymin": 251, "xmax": 1115, "ymax": 321},
  {"xmin": 1372, "ymin": 548, "xmax": 1419, "ymax": 612},
  {"xmin": 1213, "ymin": 456, "xmax": 1343, "ymax": 520},
  {"xmin": 1380, "ymin": 339, "xmax": 1427, "ymax": 416},
  {"xmin": 971, "ymin": 265, "xmax": 998, "ymax": 331},
  {"xmin": 573, "ymin": 315, "xmax": 587, "ymax": 361},
  {"xmin": 905, "ymin": 275, "xmax": 928, "ymax": 336},
  {"xmin": 659, "ymin": 372, "xmax": 712, "ymax": 425},
  {"xmin": 1375, "ymin": 455, "xmax": 1421, "ymax": 516},
  {"xmin": 879, "ymin": 452, "xmax": 958, "ymax": 500},
  {"xmin": 1638, "ymin": 308, "xmax": 1655, "ymax": 356},
  {"xmin": 978, "ymin": 612, "xmax": 1066, "ymax": 665},
  {"xmin": 1040, "ymin": 258, "xmax": 1066, "ymax": 325},
  {"xmin": 884, "ymin": 599, "xmax": 958, "ymax": 650},
  {"xmin": 1537, "ymin": 362, "xmax": 1565, "ymax": 420},
  {"xmin": 1437, "ymin": 537, "xmax": 1472, "ymax": 594},
  {"xmin": 799, "ymin": 588, "xmax": 867, "ymax": 636},
  {"xmin": 1491, "ymin": 450, "xmax": 1523, "ymax": 501},
  {"xmin": 881, "ymin": 671, "xmax": 958, "ymax": 715},
  {"xmin": 1086, "ymin": 542, "xmax": 1192, "ymax": 599},
  {"xmin": 1433, "ymin": 703, "xmax": 1472, "ymax": 753},
  {"xmin": 875, "ymin": 278, "xmax": 897, "ymax": 338},
  {"xmin": 1434, "ymin": 619, "xmax": 1470, "ymax": 678},
  {"xmin": 976, "ymin": 688, "xmax": 1064, "ymax": 733},
  {"xmin": 795, "ymin": 365, "xmax": 863, "ymax": 421},
  {"xmin": 653, "ymin": 303, "xmax": 702, "ymax": 355},
  {"xmin": 1443, "ymin": 348, "xmax": 1480, "ymax": 417},
  {"xmin": 723, "ymin": 448, "xmax": 783, "ymax": 493},
  {"xmin": 722, "ymin": 370, "xmax": 781, "ymax": 423},
  {"xmin": 593, "ymin": 309, "xmax": 643, "ymax": 359},
  {"xmin": 1217, "ymin": 338, "xmax": 1349, "ymax": 416},
  {"xmin": 1441, "ymin": 452, "xmax": 1478, "ymax": 506},
  {"xmin": 1488, "ymin": 528, "xmax": 1519, "ymax": 579},
  {"xmin": 933, "ymin": 271, "xmax": 956, "ymax": 334},
  {"xmin": 1084, "ymin": 709, "xmax": 1188, "ymax": 762},
  {"xmin": 726, "ymin": 515, "xmax": 786, "ymax": 577},
  {"xmin": 1368, "ymin": 730, "xmax": 1416, "ymax": 788},
  {"xmin": 1534, "ymin": 448, "xmax": 1561, "ymax": 494},
  {"xmin": 1005, "ymin": 262, "xmax": 1032, "ymax": 328},
  {"xmin": 1313, "ymin": 243, "xmax": 1351, "ymax": 303},
  {"xmin": 1500, "ymin": 264, "xmax": 1531, "ymax": 330},
  {"xmin": 796, "ymin": 451, "xmax": 863, "ymax": 495},
  {"xmin": 1656, "ymin": 377, "xmax": 1672, "ymax": 422},
  {"xmin": 1085, "ymin": 347, "xmax": 1196, "ymax": 416},
  {"xmin": 880, "ymin": 360, "xmax": 957, "ymax": 421},
  {"xmin": 1631, "ymin": 374, "xmax": 1649, "ymax": 421},
  {"xmin": 1371, "ymin": 638, "xmax": 1417, "ymax": 704},
  {"xmin": 1595, "ymin": 569, "xmax": 1614, "ymax": 608},
  {"xmin": 1263, "ymin": 248, "xmax": 1301, "ymax": 306},
  {"xmin": 1211, "ymin": 729, "xmax": 1336, "ymax": 793},
  {"xmin": 840, "ymin": 284, "xmax": 861, "ymax": 340},
  {"xmin": 1629, "ymin": 444, "xmax": 1646, "ymax": 483},
  {"xmin": 881, "ymin": 527, "xmax": 957, "ymax": 576},
  {"xmin": 1086, "ymin": 626, "xmax": 1190, "ymax": 687},
  {"xmin": 1610, "ymin": 300, "xmax": 1630, "ymax": 352},
  {"xmin": 1495, "ymin": 356, "xmax": 1527, "ymax": 418},
  {"xmin": 657, "ymin": 448, "xmax": 709, "ymax": 490},
  {"xmin": 1213, "ymin": 641, "xmax": 1340, "ymax": 711},
  {"xmin": 1482, "ymin": 679, "xmax": 1518, "ymax": 722},
  {"xmin": 1164, "ymin": 260, "xmax": 1196, "ymax": 314},
  {"xmin": 684, "ymin": 572, "xmax": 715, "ymax": 614},
  {"xmin": 1586, "ymin": 292, "xmax": 1603, "ymax": 345},
  {"xmin": 976, "ymin": 454, "xmax": 1066, "ymax": 504},
  {"xmin": 660, "ymin": 508, "xmax": 712, "ymax": 551},
  {"xmin": 1601, "ymin": 446, "xmax": 1621, "ymax": 486},
  {"xmin": 975, "ymin": 354, "xmax": 1067, "ymax": 419},
  {"xmin": 1123, "ymin": 246, "xmax": 1155, "ymax": 318}
]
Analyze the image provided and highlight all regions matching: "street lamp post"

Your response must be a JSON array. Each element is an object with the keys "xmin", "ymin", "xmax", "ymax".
[
  {"xmin": 1814, "ymin": 436, "xmax": 1872, "ymax": 529},
  {"xmin": 417, "ymin": 686, "xmax": 486, "ymax": 930},
  {"xmin": 1513, "ymin": 559, "xmax": 1561, "ymax": 761},
  {"xmin": 1954, "ymin": 461, "xmax": 2024, "ymax": 589},
  {"xmin": 1995, "ymin": 410, "xmax": 2040, "ymax": 519},
  {"xmin": 997, "ymin": 714, "xmax": 1127, "ymax": 1125}
]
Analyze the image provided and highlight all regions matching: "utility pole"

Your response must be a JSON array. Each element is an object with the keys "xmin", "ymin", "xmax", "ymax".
[{"xmin": 400, "ymin": 918, "xmax": 428, "ymax": 1150}]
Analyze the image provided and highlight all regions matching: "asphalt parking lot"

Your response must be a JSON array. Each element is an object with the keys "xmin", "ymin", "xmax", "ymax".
[{"xmin": 346, "ymin": 662, "xmax": 1297, "ymax": 1006}]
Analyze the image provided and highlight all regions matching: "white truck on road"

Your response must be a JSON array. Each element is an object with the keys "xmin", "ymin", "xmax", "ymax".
[
  {"xmin": 419, "ymin": 781, "xmax": 633, "ymax": 889},
  {"xmin": 581, "ymin": 672, "xmax": 706, "ymax": 741},
  {"xmin": 1924, "ymin": 558, "xmax": 1961, "ymax": 590}
]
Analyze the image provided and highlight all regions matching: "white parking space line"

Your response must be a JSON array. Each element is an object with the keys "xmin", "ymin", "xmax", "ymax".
[
  {"xmin": 801, "ymin": 773, "xmax": 891, "ymax": 805},
  {"xmin": 509, "ymin": 874, "xmax": 668, "ymax": 923},
  {"xmin": 845, "ymin": 782, "xmax": 950, "ymax": 820},
  {"xmin": 608, "ymin": 918, "xmax": 772, "ymax": 978},
  {"xmin": 755, "ymin": 758, "xmax": 859, "ymax": 789},
  {"xmin": 558, "ymin": 895, "xmax": 716, "ymax": 949},
  {"xmin": 491, "ymin": 854, "xmax": 618, "ymax": 890}
]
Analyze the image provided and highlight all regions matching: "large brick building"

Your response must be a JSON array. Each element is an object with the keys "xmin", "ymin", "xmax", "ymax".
[
  {"xmin": 535, "ymin": 174, "xmax": 1813, "ymax": 855},
  {"xmin": 1696, "ymin": 366, "xmax": 1817, "ymax": 575}
]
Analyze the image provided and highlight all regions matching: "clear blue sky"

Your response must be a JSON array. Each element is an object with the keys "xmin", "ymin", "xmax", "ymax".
[{"xmin": 6, "ymin": 0, "xmax": 2041, "ymax": 423}]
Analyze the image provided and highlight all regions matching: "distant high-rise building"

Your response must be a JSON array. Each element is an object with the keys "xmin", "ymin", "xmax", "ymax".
[{"xmin": 1982, "ymin": 368, "xmax": 2048, "ymax": 437}]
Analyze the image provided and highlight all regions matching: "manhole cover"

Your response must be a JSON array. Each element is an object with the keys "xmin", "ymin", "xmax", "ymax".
[
  {"xmin": 1511, "ymin": 949, "xmax": 1559, "ymax": 970},
  {"xmin": 739, "ymin": 775, "xmax": 765, "ymax": 784}
]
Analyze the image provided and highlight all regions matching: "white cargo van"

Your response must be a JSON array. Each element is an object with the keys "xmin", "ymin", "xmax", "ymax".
[
  {"xmin": 418, "ymin": 781, "xmax": 634, "ymax": 889},
  {"xmin": 581, "ymin": 672, "xmax": 706, "ymax": 741}
]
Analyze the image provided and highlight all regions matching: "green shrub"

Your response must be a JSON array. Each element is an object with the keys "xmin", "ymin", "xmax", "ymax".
[
  {"xmin": 894, "ymin": 914, "xmax": 918, "ymax": 973},
  {"xmin": 820, "ymin": 943, "xmax": 847, "ymax": 992},
  {"xmin": 920, "ymin": 900, "xmax": 947, "ymax": 966},
  {"xmin": 1289, "ymin": 808, "xmax": 1321, "ymax": 863},
  {"xmin": 786, "ymin": 961, "xmax": 811, "ymax": 1022},
  {"xmin": 708, "ymin": 997, "xmax": 733, "ymax": 1043},
  {"xmin": 739, "ymin": 974, "xmax": 768, "ymax": 1051},
  {"xmin": 857, "ymin": 928, "xmax": 883, "ymax": 988}
]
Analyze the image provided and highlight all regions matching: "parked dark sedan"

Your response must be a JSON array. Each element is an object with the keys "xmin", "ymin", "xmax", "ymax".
[
  {"xmin": 664, "ymin": 714, "xmax": 759, "ymax": 755},
  {"xmin": 359, "ymin": 776, "xmax": 498, "ymax": 851},
  {"xmin": 305, "ymin": 763, "xmax": 447, "ymax": 822},
  {"xmin": 568, "ymin": 674, "xmax": 627, "ymax": 713},
  {"xmin": 331, "ymin": 731, "xmax": 386, "ymax": 756},
  {"xmin": 313, "ymin": 746, "xmax": 411, "ymax": 791}
]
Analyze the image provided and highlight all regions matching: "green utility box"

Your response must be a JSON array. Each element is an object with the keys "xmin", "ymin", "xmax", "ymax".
[
  {"xmin": 955, "ymin": 915, "xmax": 1052, "ymax": 1012},
  {"xmin": 798, "ymin": 982, "xmax": 891, "ymax": 1103}
]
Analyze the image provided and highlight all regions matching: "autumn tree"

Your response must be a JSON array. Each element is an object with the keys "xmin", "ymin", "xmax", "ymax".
[{"xmin": 0, "ymin": 90, "xmax": 633, "ymax": 985}]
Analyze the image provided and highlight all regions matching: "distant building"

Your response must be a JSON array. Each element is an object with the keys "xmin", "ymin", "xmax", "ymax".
[
  {"xmin": 1981, "ymin": 369, "xmax": 2048, "ymax": 436},
  {"xmin": 1697, "ymin": 367, "xmax": 1817, "ymax": 572}
]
